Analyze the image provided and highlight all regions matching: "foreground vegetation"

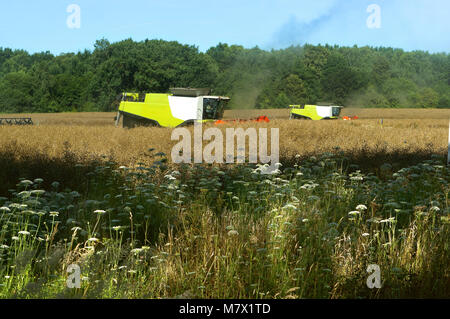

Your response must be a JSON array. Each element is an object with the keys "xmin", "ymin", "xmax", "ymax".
[
  {"xmin": 0, "ymin": 40, "xmax": 449, "ymax": 113},
  {"xmin": 0, "ymin": 151, "xmax": 448, "ymax": 298}
]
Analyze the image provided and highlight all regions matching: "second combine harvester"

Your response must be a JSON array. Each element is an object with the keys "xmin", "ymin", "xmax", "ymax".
[{"xmin": 289, "ymin": 103, "xmax": 343, "ymax": 120}]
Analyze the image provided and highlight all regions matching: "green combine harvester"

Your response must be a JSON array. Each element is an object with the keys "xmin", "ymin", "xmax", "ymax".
[
  {"xmin": 290, "ymin": 103, "xmax": 343, "ymax": 120},
  {"xmin": 116, "ymin": 88, "xmax": 230, "ymax": 128}
]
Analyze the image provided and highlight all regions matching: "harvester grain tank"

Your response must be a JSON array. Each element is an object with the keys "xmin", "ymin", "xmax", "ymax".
[
  {"xmin": 116, "ymin": 88, "xmax": 230, "ymax": 128},
  {"xmin": 289, "ymin": 103, "xmax": 342, "ymax": 120}
]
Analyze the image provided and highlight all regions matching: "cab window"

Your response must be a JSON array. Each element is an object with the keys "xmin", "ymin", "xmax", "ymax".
[
  {"xmin": 203, "ymin": 98, "xmax": 226, "ymax": 119},
  {"xmin": 332, "ymin": 107, "xmax": 341, "ymax": 117}
]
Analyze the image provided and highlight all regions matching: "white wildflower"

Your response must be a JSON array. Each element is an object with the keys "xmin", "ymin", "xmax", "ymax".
[
  {"xmin": 19, "ymin": 180, "xmax": 33, "ymax": 186},
  {"xmin": 18, "ymin": 191, "xmax": 31, "ymax": 198},
  {"xmin": 356, "ymin": 204, "xmax": 367, "ymax": 211}
]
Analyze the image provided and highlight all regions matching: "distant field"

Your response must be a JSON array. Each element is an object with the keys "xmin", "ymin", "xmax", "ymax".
[
  {"xmin": 224, "ymin": 108, "xmax": 450, "ymax": 120},
  {"xmin": 2, "ymin": 108, "xmax": 449, "ymax": 125},
  {"xmin": 0, "ymin": 109, "xmax": 447, "ymax": 169}
]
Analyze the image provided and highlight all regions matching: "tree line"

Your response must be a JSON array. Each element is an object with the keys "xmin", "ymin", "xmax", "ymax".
[{"xmin": 0, "ymin": 38, "xmax": 448, "ymax": 113}]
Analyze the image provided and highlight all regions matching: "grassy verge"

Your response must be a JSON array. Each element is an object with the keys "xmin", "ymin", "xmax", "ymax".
[{"xmin": 0, "ymin": 152, "xmax": 448, "ymax": 298}]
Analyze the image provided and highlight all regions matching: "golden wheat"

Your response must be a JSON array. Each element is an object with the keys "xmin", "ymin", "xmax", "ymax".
[{"xmin": 0, "ymin": 114, "xmax": 447, "ymax": 168}]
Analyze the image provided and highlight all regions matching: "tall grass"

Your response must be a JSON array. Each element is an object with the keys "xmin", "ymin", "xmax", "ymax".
[{"xmin": 0, "ymin": 152, "xmax": 448, "ymax": 298}]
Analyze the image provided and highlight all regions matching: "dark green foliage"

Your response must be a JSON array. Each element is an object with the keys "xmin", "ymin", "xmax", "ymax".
[{"xmin": 0, "ymin": 40, "xmax": 448, "ymax": 113}]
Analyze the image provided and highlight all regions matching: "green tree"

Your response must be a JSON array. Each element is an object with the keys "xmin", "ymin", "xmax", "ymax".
[
  {"xmin": 418, "ymin": 88, "xmax": 439, "ymax": 108},
  {"xmin": 371, "ymin": 55, "xmax": 391, "ymax": 86},
  {"xmin": 321, "ymin": 52, "xmax": 367, "ymax": 105},
  {"xmin": 0, "ymin": 71, "xmax": 36, "ymax": 112},
  {"xmin": 274, "ymin": 92, "xmax": 290, "ymax": 108}
]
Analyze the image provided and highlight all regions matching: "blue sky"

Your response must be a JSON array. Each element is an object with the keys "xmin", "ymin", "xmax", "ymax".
[{"xmin": 0, "ymin": 0, "xmax": 448, "ymax": 54}]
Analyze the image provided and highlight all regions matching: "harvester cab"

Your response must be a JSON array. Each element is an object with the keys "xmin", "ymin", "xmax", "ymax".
[
  {"xmin": 115, "ymin": 88, "xmax": 230, "ymax": 128},
  {"xmin": 290, "ymin": 103, "xmax": 343, "ymax": 120}
]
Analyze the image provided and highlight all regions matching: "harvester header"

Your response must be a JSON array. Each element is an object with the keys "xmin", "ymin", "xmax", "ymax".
[{"xmin": 0, "ymin": 117, "xmax": 33, "ymax": 125}]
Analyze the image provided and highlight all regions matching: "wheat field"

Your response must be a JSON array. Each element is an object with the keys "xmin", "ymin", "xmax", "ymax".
[
  {"xmin": 0, "ymin": 110, "xmax": 448, "ymax": 164},
  {"xmin": 0, "ymin": 109, "xmax": 448, "ymax": 195},
  {"xmin": 0, "ymin": 119, "xmax": 447, "ymax": 163}
]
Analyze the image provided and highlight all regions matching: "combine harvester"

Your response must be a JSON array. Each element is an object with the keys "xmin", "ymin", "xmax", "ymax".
[
  {"xmin": 0, "ymin": 117, "xmax": 33, "ymax": 125},
  {"xmin": 289, "ymin": 103, "xmax": 343, "ymax": 120},
  {"xmin": 115, "ymin": 88, "xmax": 272, "ymax": 128},
  {"xmin": 115, "ymin": 88, "xmax": 230, "ymax": 128}
]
